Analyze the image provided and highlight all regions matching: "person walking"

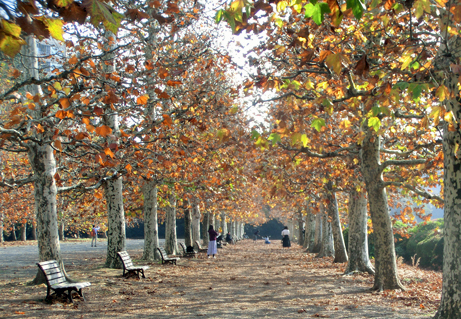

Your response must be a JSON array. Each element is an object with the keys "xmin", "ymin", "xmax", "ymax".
[
  {"xmin": 207, "ymin": 225, "xmax": 218, "ymax": 258},
  {"xmin": 281, "ymin": 226, "xmax": 291, "ymax": 248},
  {"xmin": 91, "ymin": 224, "xmax": 100, "ymax": 247},
  {"xmin": 254, "ymin": 230, "xmax": 259, "ymax": 242}
]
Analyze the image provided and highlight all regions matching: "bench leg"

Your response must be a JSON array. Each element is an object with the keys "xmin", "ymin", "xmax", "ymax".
[
  {"xmin": 67, "ymin": 288, "xmax": 74, "ymax": 303},
  {"xmin": 78, "ymin": 288, "xmax": 85, "ymax": 301},
  {"xmin": 45, "ymin": 286, "xmax": 52, "ymax": 302},
  {"xmin": 140, "ymin": 269, "xmax": 146, "ymax": 278}
]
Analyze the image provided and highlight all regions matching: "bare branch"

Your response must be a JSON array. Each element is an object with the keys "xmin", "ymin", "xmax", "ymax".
[{"xmin": 382, "ymin": 181, "xmax": 443, "ymax": 203}]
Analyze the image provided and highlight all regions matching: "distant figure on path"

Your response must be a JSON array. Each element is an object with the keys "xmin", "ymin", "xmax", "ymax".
[
  {"xmin": 207, "ymin": 225, "xmax": 218, "ymax": 258},
  {"xmin": 254, "ymin": 230, "xmax": 259, "ymax": 242},
  {"xmin": 225, "ymin": 232, "xmax": 233, "ymax": 244},
  {"xmin": 91, "ymin": 224, "xmax": 100, "ymax": 247},
  {"xmin": 281, "ymin": 226, "xmax": 291, "ymax": 248},
  {"xmin": 264, "ymin": 236, "xmax": 271, "ymax": 244}
]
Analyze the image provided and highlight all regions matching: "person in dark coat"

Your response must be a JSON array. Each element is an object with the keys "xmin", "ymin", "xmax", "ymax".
[{"xmin": 281, "ymin": 226, "xmax": 291, "ymax": 248}]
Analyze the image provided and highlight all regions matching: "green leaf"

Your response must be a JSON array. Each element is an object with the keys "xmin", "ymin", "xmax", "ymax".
[
  {"xmin": 215, "ymin": 9, "xmax": 224, "ymax": 23},
  {"xmin": 311, "ymin": 118, "xmax": 326, "ymax": 132},
  {"xmin": 44, "ymin": 19, "xmax": 64, "ymax": 41},
  {"xmin": 268, "ymin": 133, "xmax": 281, "ymax": 145},
  {"xmin": 304, "ymin": 2, "xmax": 331, "ymax": 25},
  {"xmin": 368, "ymin": 117, "xmax": 381, "ymax": 132},
  {"xmin": 251, "ymin": 129, "xmax": 260, "ymax": 140},
  {"xmin": 393, "ymin": 82, "xmax": 409, "ymax": 90},
  {"xmin": 103, "ymin": 11, "xmax": 123, "ymax": 34},
  {"xmin": 346, "ymin": 0, "xmax": 365, "ymax": 20}
]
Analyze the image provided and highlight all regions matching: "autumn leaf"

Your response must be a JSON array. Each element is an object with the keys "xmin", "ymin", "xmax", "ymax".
[
  {"xmin": 53, "ymin": 140, "xmax": 63, "ymax": 151},
  {"xmin": 325, "ymin": 53, "xmax": 342, "ymax": 75},
  {"xmin": 95, "ymin": 125, "xmax": 113, "ymax": 137},
  {"xmin": 59, "ymin": 98, "xmax": 70, "ymax": 108},
  {"xmin": 104, "ymin": 147, "xmax": 115, "ymax": 158},
  {"xmin": 136, "ymin": 95, "xmax": 149, "ymax": 105},
  {"xmin": 68, "ymin": 55, "xmax": 78, "ymax": 64},
  {"xmin": 162, "ymin": 114, "xmax": 173, "ymax": 127},
  {"xmin": 311, "ymin": 118, "xmax": 326, "ymax": 132}
]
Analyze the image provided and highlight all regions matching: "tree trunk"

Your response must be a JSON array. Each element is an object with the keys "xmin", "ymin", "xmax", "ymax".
[
  {"xmin": 312, "ymin": 212, "xmax": 323, "ymax": 253},
  {"xmin": 20, "ymin": 222, "xmax": 27, "ymax": 241},
  {"xmin": 184, "ymin": 207, "xmax": 192, "ymax": 248},
  {"xmin": 361, "ymin": 128, "xmax": 403, "ymax": 290},
  {"xmin": 202, "ymin": 212, "xmax": 209, "ymax": 246},
  {"xmin": 12, "ymin": 224, "xmax": 17, "ymax": 241},
  {"xmin": 58, "ymin": 221, "xmax": 64, "ymax": 241},
  {"xmin": 317, "ymin": 210, "xmax": 334, "ymax": 258},
  {"xmin": 345, "ymin": 188, "xmax": 374, "ymax": 275},
  {"xmin": 102, "ymin": 31, "xmax": 126, "ymax": 269},
  {"xmin": 191, "ymin": 203, "xmax": 201, "ymax": 243},
  {"xmin": 298, "ymin": 210, "xmax": 304, "ymax": 245},
  {"xmin": 31, "ymin": 221, "xmax": 36, "ymax": 240},
  {"xmin": 434, "ymin": 34, "xmax": 461, "ymax": 318},
  {"xmin": 28, "ymin": 142, "xmax": 62, "ymax": 284},
  {"xmin": 104, "ymin": 177, "xmax": 126, "ymax": 269},
  {"xmin": 142, "ymin": 180, "xmax": 159, "ymax": 261},
  {"xmin": 305, "ymin": 206, "xmax": 316, "ymax": 251},
  {"xmin": 165, "ymin": 193, "xmax": 178, "ymax": 255},
  {"xmin": 221, "ymin": 212, "xmax": 227, "ymax": 235},
  {"xmin": 0, "ymin": 213, "xmax": 3, "ymax": 243},
  {"xmin": 325, "ymin": 183, "xmax": 348, "ymax": 263}
]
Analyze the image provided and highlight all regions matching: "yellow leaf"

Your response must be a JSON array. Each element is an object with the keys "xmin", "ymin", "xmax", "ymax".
[
  {"xmin": 325, "ymin": 54, "xmax": 342, "ymax": 75},
  {"xmin": 436, "ymin": 85, "xmax": 450, "ymax": 101},
  {"xmin": 53, "ymin": 82, "xmax": 62, "ymax": 91}
]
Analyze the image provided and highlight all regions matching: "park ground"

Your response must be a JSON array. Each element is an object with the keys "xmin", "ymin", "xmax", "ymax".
[{"xmin": 0, "ymin": 239, "xmax": 442, "ymax": 318}]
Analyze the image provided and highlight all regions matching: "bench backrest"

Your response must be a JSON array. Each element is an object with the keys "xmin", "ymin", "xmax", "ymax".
[
  {"xmin": 194, "ymin": 240, "xmax": 201, "ymax": 249},
  {"xmin": 37, "ymin": 260, "xmax": 66, "ymax": 287},
  {"xmin": 179, "ymin": 242, "xmax": 186, "ymax": 254},
  {"xmin": 117, "ymin": 251, "xmax": 133, "ymax": 268},
  {"xmin": 157, "ymin": 247, "xmax": 168, "ymax": 259}
]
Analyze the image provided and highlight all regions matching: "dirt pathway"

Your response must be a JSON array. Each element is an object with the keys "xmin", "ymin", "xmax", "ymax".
[{"xmin": 0, "ymin": 240, "xmax": 439, "ymax": 318}]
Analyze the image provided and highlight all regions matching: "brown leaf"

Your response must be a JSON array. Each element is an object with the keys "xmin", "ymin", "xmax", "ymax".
[{"xmin": 355, "ymin": 55, "xmax": 369, "ymax": 76}]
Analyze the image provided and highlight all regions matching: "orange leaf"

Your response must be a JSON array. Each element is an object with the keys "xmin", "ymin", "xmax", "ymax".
[
  {"xmin": 95, "ymin": 125, "xmax": 112, "ymax": 137},
  {"xmin": 26, "ymin": 92, "xmax": 34, "ymax": 100},
  {"xmin": 158, "ymin": 67, "xmax": 169, "ymax": 79},
  {"xmin": 56, "ymin": 110, "xmax": 66, "ymax": 119},
  {"xmin": 37, "ymin": 124, "xmax": 45, "ymax": 133},
  {"xmin": 82, "ymin": 118, "xmax": 91, "ymax": 125},
  {"xmin": 59, "ymin": 98, "xmax": 70, "ymax": 108},
  {"xmin": 166, "ymin": 80, "xmax": 182, "ymax": 87},
  {"xmin": 162, "ymin": 114, "xmax": 173, "ymax": 127},
  {"xmin": 120, "ymin": 129, "xmax": 130, "ymax": 137},
  {"xmin": 68, "ymin": 55, "xmax": 78, "ymax": 64},
  {"xmin": 136, "ymin": 95, "xmax": 149, "ymax": 105},
  {"xmin": 104, "ymin": 147, "xmax": 115, "ymax": 159},
  {"xmin": 126, "ymin": 163, "xmax": 132, "ymax": 174},
  {"xmin": 53, "ymin": 140, "xmax": 62, "ymax": 151}
]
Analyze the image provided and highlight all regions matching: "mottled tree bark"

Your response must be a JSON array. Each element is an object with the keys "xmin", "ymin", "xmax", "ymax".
[
  {"xmin": 142, "ymin": 180, "xmax": 159, "ymax": 261},
  {"xmin": 317, "ymin": 209, "xmax": 334, "ymax": 258},
  {"xmin": 104, "ymin": 178, "xmax": 126, "ymax": 269},
  {"xmin": 29, "ymin": 142, "xmax": 62, "ymax": 283},
  {"xmin": 345, "ymin": 188, "xmax": 374, "ymax": 275},
  {"xmin": 434, "ymin": 32, "xmax": 461, "ymax": 319},
  {"xmin": 325, "ymin": 183, "xmax": 348, "ymax": 263},
  {"xmin": 191, "ymin": 203, "xmax": 201, "ymax": 243},
  {"xmin": 165, "ymin": 193, "xmax": 178, "ymax": 255},
  {"xmin": 298, "ymin": 210, "xmax": 304, "ymax": 245},
  {"xmin": 102, "ymin": 32, "xmax": 126, "ymax": 269},
  {"xmin": 184, "ymin": 207, "xmax": 192, "ymax": 248},
  {"xmin": 12, "ymin": 224, "xmax": 17, "ymax": 241},
  {"xmin": 58, "ymin": 221, "xmax": 64, "ymax": 241},
  {"xmin": 31, "ymin": 221, "xmax": 36, "ymax": 240},
  {"xmin": 0, "ymin": 213, "xmax": 3, "ymax": 243},
  {"xmin": 312, "ymin": 212, "xmax": 323, "ymax": 253},
  {"xmin": 305, "ymin": 207, "xmax": 315, "ymax": 251},
  {"xmin": 202, "ymin": 212, "xmax": 209, "ymax": 246},
  {"xmin": 361, "ymin": 128, "xmax": 403, "ymax": 290},
  {"xmin": 20, "ymin": 222, "xmax": 26, "ymax": 241}
]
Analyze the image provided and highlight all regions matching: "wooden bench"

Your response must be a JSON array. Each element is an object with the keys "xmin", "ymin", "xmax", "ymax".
[
  {"xmin": 157, "ymin": 247, "xmax": 180, "ymax": 265},
  {"xmin": 37, "ymin": 260, "xmax": 91, "ymax": 303},
  {"xmin": 117, "ymin": 251, "xmax": 149, "ymax": 278},
  {"xmin": 179, "ymin": 242, "xmax": 197, "ymax": 258},
  {"xmin": 194, "ymin": 240, "xmax": 208, "ymax": 253}
]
